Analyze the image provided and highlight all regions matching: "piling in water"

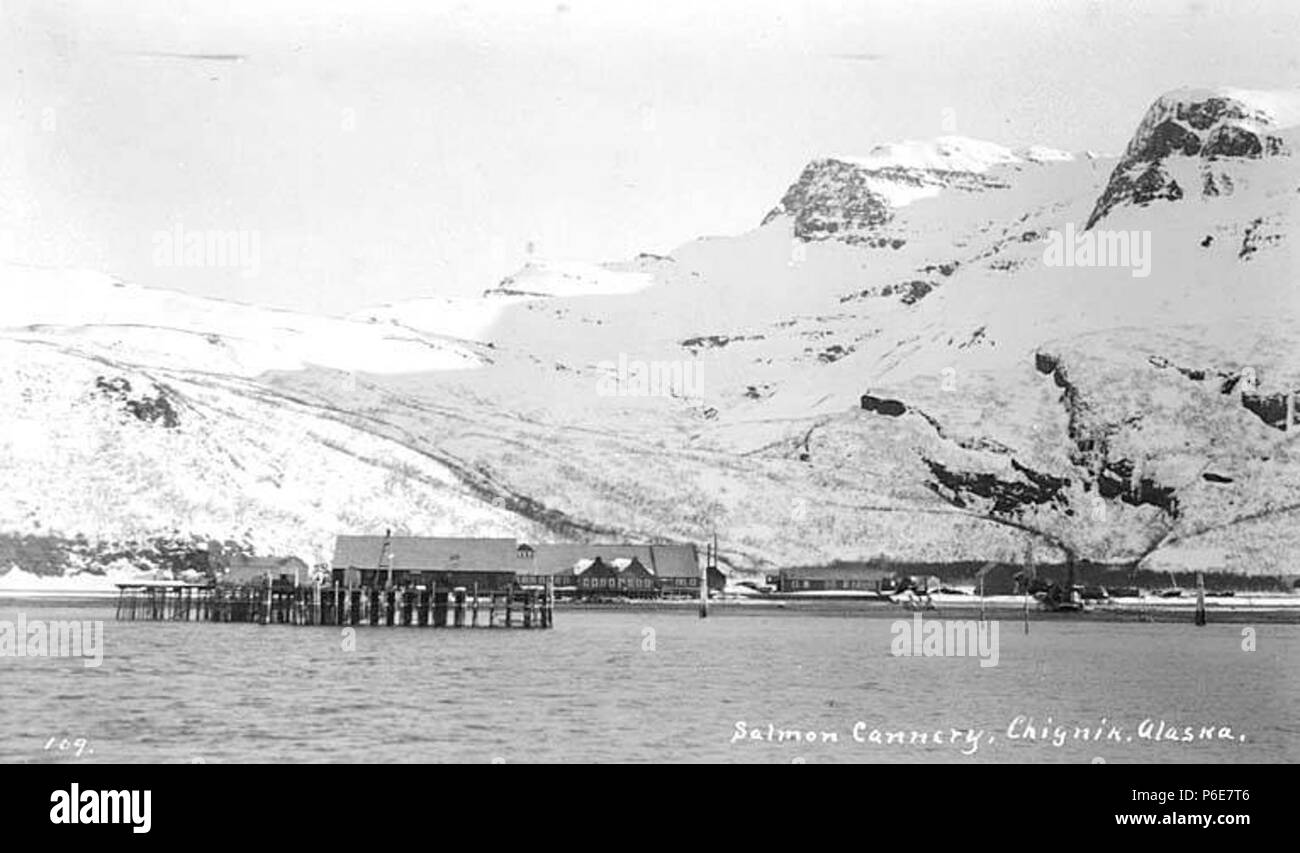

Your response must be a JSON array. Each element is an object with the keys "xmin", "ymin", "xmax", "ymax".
[
  {"xmin": 1195, "ymin": 571, "xmax": 1207, "ymax": 626},
  {"xmin": 113, "ymin": 581, "xmax": 553, "ymax": 630}
]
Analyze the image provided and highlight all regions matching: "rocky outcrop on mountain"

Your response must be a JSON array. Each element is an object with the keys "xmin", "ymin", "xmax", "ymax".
[
  {"xmin": 1096, "ymin": 458, "xmax": 1179, "ymax": 514},
  {"xmin": 94, "ymin": 375, "xmax": 180, "ymax": 429},
  {"xmin": 679, "ymin": 333, "xmax": 765, "ymax": 354},
  {"xmin": 1029, "ymin": 349, "xmax": 1179, "ymax": 515},
  {"xmin": 840, "ymin": 278, "xmax": 939, "ymax": 305},
  {"xmin": 761, "ymin": 137, "xmax": 1052, "ymax": 242},
  {"xmin": 1086, "ymin": 88, "xmax": 1297, "ymax": 228},
  {"xmin": 923, "ymin": 457, "xmax": 1071, "ymax": 516},
  {"xmin": 860, "ymin": 393, "xmax": 907, "ymax": 416},
  {"xmin": 1146, "ymin": 354, "xmax": 1298, "ymax": 431},
  {"xmin": 763, "ymin": 158, "xmax": 895, "ymax": 241},
  {"xmin": 1033, "ymin": 350, "xmax": 1108, "ymax": 465}
]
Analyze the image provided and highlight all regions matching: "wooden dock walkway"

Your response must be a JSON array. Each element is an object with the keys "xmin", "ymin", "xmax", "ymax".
[{"xmin": 114, "ymin": 579, "xmax": 555, "ymax": 629}]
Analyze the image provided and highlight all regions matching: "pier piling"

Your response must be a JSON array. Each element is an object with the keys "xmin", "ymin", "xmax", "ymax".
[{"xmin": 114, "ymin": 579, "xmax": 554, "ymax": 631}]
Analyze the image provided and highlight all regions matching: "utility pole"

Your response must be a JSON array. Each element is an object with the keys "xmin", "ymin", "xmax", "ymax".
[
  {"xmin": 699, "ymin": 539, "xmax": 710, "ymax": 619},
  {"xmin": 380, "ymin": 528, "xmax": 394, "ymax": 590}
]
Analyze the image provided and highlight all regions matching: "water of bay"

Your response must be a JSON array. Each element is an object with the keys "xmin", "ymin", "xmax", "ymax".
[{"xmin": 1, "ymin": 600, "xmax": 1295, "ymax": 763}]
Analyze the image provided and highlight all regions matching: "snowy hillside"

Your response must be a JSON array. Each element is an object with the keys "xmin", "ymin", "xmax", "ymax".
[
  {"xmin": 3, "ymin": 85, "xmax": 1300, "ymax": 583},
  {"xmin": 4, "ymin": 267, "xmax": 482, "ymax": 375},
  {"xmin": 762, "ymin": 136, "xmax": 1075, "ymax": 241}
]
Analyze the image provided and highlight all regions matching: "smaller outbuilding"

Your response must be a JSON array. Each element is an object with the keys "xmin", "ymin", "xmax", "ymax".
[{"xmin": 217, "ymin": 555, "xmax": 311, "ymax": 587}]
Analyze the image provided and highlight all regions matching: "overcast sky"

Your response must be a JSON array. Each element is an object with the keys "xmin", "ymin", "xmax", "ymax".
[{"xmin": 2, "ymin": 0, "xmax": 1297, "ymax": 314}]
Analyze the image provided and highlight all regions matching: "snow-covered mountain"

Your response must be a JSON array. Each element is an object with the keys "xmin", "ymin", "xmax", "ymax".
[
  {"xmin": 761, "ymin": 136, "xmax": 1074, "ymax": 242},
  {"xmin": 348, "ymin": 258, "xmax": 660, "ymax": 341},
  {"xmin": 4, "ymin": 86, "xmax": 1300, "ymax": 582},
  {"xmin": 1087, "ymin": 87, "xmax": 1300, "ymax": 228},
  {"xmin": 6, "ymin": 268, "xmax": 483, "ymax": 375},
  {"xmin": 0, "ymin": 268, "xmax": 546, "ymax": 571}
]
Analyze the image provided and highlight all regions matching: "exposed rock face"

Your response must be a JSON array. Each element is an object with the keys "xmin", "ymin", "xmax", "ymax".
[
  {"xmin": 1033, "ymin": 350, "xmax": 1105, "ymax": 466},
  {"xmin": 1238, "ymin": 215, "xmax": 1286, "ymax": 259},
  {"xmin": 1147, "ymin": 355, "xmax": 1297, "ymax": 431},
  {"xmin": 1241, "ymin": 390, "xmax": 1296, "ymax": 430},
  {"xmin": 860, "ymin": 393, "xmax": 907, "ymax": 416},
  {"xmin": 1097, "ymin": 459, "xmax": 1179, "ymax": 514},
  {"xmin": 923, "ymin": 457, "xmax": 1070, "ymax": 516},
  {"xmin": 763, "ymin": 158, "xmax": 894, "ymax": 241},
  {"xmin": 840, "ymin": 278, "xmax": 939, "ymax": 305},
  {"xmin": 679, "ymin": 334, "xmax": 764, "ymax": 354},
  {"xmin": 762, "ymin": 138, "xmax": 1029, "ymax": 242},
  {"xmin": 1086, "ymin": 89, "xmax": 1292, "ymax": 228},
  {"xmin": 913, "ymin": 348, "xmax": 1192, "ymax": 537}
]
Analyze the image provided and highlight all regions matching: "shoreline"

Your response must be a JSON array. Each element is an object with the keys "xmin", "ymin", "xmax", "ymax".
[
  {"xmin": 558, "ymin": 595, "xmax": 1300, "ymax": 624},
  {"xmin": 4, "ymin": 586, "xmax": 1298, "ymax": 625}
]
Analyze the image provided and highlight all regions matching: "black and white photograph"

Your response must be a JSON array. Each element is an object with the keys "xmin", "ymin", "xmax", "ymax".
[{"xmin": 0, "ymin": 0, "xmax": 1296, "ymax": 792}]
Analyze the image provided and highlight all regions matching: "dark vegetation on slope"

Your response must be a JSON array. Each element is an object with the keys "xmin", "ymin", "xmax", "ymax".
[{"xmin": 95, "ymin": 375, "xmax": 180, "ymax": 428}]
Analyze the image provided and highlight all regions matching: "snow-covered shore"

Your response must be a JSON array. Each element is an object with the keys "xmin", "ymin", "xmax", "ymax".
[{"xmin": 0, "ymin": 565, "xmax": 155, "ymax": 598}]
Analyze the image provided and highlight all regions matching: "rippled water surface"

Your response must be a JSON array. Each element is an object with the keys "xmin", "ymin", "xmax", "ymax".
[{"xmin": 1, "ymin": 600, "xmax": 1296, "ymax": 763}]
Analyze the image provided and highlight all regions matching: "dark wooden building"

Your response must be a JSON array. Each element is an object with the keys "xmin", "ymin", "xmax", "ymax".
[
  {"xmin": 574, "ymin": 557, "xmax": 617, "ymax": 593},
  {"xmin": 777, "ymin": 564, "xmax": 893, "ymax": 592},
  {"xmin": 218, "ymin": 555, "xmax": 310, "ymax": 587},
  {"xmin": 515, "ymin": 542, "xmax": 706, "ymax": 597},
  {"xmin": 328, "ymin": 536, "xmax": 717, "ymax": 597},
  {"xmin": 651, "ymin": 545, "xmax": 722, "ymax": 597},
  {"xmin": 610, "ymin": 557, "xmax": 657, "ymax": 593},
  {"xmin": 571, "ymin": 556, "xmax": 659, "ymax": 596},
  {"xmin": 330, "ymin": 535, "xmax": 518, "ymax": 591}
]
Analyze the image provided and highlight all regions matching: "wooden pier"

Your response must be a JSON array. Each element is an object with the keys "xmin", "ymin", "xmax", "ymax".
[{"xmin": 114, "ymin": 579, "xmax": 555, "ymax": 629}]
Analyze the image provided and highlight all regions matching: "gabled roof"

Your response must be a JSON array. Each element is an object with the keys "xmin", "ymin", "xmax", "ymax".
[
  {"xmin": 221, "ymin": 555, "xmax": 308, "ymax": 584},
  {"xmin": 331, "ymin": 536, "xmax": 518, "ymax": 573},
  {"xmin": 523, "ymin": 543, "xmax": 699, "ymax": 578},
  {"xmin": 227, "ymin": 554, "xmax": 308, "ymax": 571},
  {"xmin": 526, "ymin": 544, "xmax": 652, "ymax": 574},
  {"xmin": 647, "ymin": 545, "xmax": 700, "ymax": 579}
]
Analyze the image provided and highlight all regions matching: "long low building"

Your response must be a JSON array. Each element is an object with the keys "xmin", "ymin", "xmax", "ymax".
[
  {"xmin": 330, "ymin": 535, "xmax": 718, "ymax": 597},
  {"xmin": 775, "ymin": 564, "xmax": 949, "ymax": 594},
  {"xmin": 776, "ymin": 564, "xmax": 894, "ymax": 593},
  {"xmin": 331, "ymin": 536, "xmax": 519, "ymax": 591}
]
